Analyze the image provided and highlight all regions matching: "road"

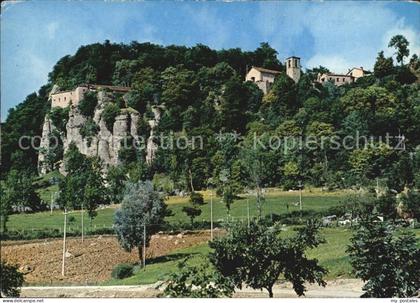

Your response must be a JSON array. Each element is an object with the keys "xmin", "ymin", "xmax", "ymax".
[{"xmin": 20, "ymin": 279, "xmax": 364, "ymax": 298}]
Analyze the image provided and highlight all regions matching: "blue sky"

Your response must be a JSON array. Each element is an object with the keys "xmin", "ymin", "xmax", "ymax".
[{"xmin": 1, "ymin": 1, "xmax": 419, "ymax": 120}]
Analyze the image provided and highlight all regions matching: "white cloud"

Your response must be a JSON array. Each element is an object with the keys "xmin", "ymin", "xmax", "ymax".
[
  {"xmin": 382, "ymin": 19, "xmax": 420, "ymax": 61},
  {"xmin": 254, "ymin": 2, "xmax": 414, "ymax": 72},
  {"xmin": 306, "ymin": 55, "xmax": 353, "ymax": 74},
  {"xmin": 47, "ymin": 22, "xmax": 59, "ymax": 39}
]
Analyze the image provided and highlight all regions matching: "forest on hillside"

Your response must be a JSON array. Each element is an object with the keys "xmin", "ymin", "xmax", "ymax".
[{"xmin": 1, "ymin": 38, "xmax": 419, "ymax": 212}]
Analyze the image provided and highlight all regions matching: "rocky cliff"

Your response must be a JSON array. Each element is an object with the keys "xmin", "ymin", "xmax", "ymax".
[{"xmin": 38, "ymin": 89, "xmax": 162, "ymax": 175}]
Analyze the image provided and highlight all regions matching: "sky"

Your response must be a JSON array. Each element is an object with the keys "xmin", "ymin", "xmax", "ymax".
[{"xmin": 1, "ymin": 1, "xmax": 419, "ymax": 120}]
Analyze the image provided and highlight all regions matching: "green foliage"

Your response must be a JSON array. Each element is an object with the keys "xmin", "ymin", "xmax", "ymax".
[
  {"xmin": 163, "ymin": 259, "xmax": 234, "ymax": 298},
  {"xmin": 1, "ymin": 87, "xmax": 50, "ymax": 177},
  {"xmin": 2, "ymin": 170, "xmax": 43, "ymax": 218},
  {"xmin": 79, "ymin": 118, "xmax": 99, "ymax": 146},
  {"xmin": 189, "ymin": 192, "xmax": 204, "ymax": 206},
  {"xmin": 182, "ymin": 192, "xmax": 205, "ymax": 225},
  {"xmin": 78, "ymin": 91, "xmax": 98, "ymax": 116},
  {"xmin": 388, "ymin": 35, "xmax": 410, "ymax": 65},
  {"xmin": 400, "ymin": 189, "xmax": 420, "ymax": 220},
  {"xmin": 111, "ymin": 263, "xmax": 134, "ymax": 279},
  {"xmin": 347, "ymin": 217, "xmax": 420, "ymax": 297},
  {"xmin": 107, "ymin": 166, "xmax": 128, "ymax": 204},
  {"xmin": 209, "ymin": 220, "xmax": 327, "ymax": 297},
  {"xmin": 374, "ymin": 51, "xmax": 394, "ymax": 78},
  {"xmin": 0, "ymin": 261, "xmax": 24, "ymax": 297},
  {"xmin": 114, "ymin": 181, "xmax": 168, "ymax": 263},
  {"xmin": 152, "ymin": 173, "xmax": 174, "ymax": 195},
  {"xmin": 49, "ymin": 106, "xmax": 70, "ymax": 133},
  {"xmin": 376, "ymin": 192, "xmax": 398, "ymax": 220},
  {"xmin": 58, "ymin": 145, "xmax": 108, "ymax": 221},
  {"xmin": 182, "ymin": 206, "xmax": 202, "ymax": 226},
  {"xmin": 102, "ymin": 103, "xmax": 121, "ymax": 131}
]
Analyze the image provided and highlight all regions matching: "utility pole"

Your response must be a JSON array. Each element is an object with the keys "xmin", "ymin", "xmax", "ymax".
[
  {"xmin": 62, "ymin": 208, "xmax": 68, "ymax": 276},
  {"xmin": 81, "ymin": 203, "xmax": 84, "ymax": 242},
  {"xmin": 143, "ymin": 223, "xmax": 146, "ymax": 268},
  {"xmin": 210, "ymin": 190, "xmax": 213, "ymax": 240}
]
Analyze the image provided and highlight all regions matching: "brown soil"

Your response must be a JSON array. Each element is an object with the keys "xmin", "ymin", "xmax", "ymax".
[{"xmin": 1, "ymin": 231, "xmax": 212, "ymax": 285}]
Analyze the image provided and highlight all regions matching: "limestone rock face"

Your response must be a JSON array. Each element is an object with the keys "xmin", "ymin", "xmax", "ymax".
[{"xmin": 38, "ymin": 90, "xmax": 152, "ymax": 175}]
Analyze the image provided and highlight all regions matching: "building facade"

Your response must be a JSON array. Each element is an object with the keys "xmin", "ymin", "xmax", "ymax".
[
  {"xmin": 51, "ymin": 84, "xmax": 131, "ymax": 108},
  {"xmin": 245, "ymin": 56, "xmax": 301, "ymax": 94},
  {"xmin": 316, "ymin": 67, "xmax": 370, "ymax": 87}
]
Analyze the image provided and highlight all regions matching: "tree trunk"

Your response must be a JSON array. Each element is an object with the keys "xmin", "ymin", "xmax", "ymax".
[
  {"xmin": 189, "ymin": 169, "xmax": 195, "ymax": 192},
  {"xmin": 267, "ymin": 286, "xmax": 274, "ymax": 298},
  {"xmin": 138, "ymin": 246, "xmax": 143, "ymax": 267}
]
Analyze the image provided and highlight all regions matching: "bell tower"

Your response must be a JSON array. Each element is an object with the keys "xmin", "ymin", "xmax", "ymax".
[{"xmin": 286, "ymin": 56, "xmax": 301, "ymax": 83}]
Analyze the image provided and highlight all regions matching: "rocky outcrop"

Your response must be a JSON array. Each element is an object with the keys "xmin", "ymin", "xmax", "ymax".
[{"xmin": 38, "ymin": 89, "xmax": 160, "ymax": 175}]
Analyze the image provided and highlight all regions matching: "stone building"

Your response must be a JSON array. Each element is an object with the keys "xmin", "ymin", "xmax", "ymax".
[
  {"xmin": 316, "ymin": 67, "xmax": 370, "ymax": 86},
  {"xmin": 51, "ymin": 84, "xmax": 130, "ymax": 108},
  {"xmin": 245, "ymin": 56, "xmax": 301, "ymax": 94}
]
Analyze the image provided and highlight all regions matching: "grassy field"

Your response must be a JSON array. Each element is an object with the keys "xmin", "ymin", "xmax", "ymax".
[
  {"xmin": 6, "ymin": 188, "xmax": 346, "ymax": 232},
  {"xmin": 104, "ymin": 227, "xmax": 354, "ymax": 285}
]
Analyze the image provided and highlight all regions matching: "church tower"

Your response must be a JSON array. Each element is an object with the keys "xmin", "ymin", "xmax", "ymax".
[{"xmin": 286, "ymin": 56, "xmax": 301, "ymax": 83}]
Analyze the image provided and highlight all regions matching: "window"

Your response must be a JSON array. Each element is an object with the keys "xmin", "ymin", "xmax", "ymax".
[
  {"xmin": 288, "ymin": 60, "xmax": 291, "ymax": 68},
  {"xmin": 337, "ymin": 78, "xmax": 340, "ymax": 82},
  {"xmin": 343, "ymin": 78, "xmax": 346, "ymax": 82},
  {"xmin": 64, "ymin": 97, "xmax": 66, "ymax": 101},
  {"xmin": 251, "ymin": 77, "xmax": 255, "ymax": 82}
]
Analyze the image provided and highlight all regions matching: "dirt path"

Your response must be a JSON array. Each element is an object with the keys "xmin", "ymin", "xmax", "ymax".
[
  {"xmin": 20, "ymin": 279, "xmax": 364, "ymax": 298},
  {"xmin": 1, "ymin": 232, "xmax": 212, "ymax": 285}
]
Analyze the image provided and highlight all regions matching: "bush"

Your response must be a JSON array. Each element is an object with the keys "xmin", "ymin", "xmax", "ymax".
[
  {"xmin": 78, "ymin": 91, "xmax": 98, "ymax": 117},
  {"xmin": 102, "ymin": 103, "xmax": 121, "ymax": 131},
  {"xmin": 189, "ymin": 192, "xmax": 204, "ymax": 206},
  {"xmin": 80, "ymin": 118, "xmax": 99, "ymax": 146},
  {"xmin": 0, "ymin": 261, "xmax": 24, "ymax": 297},
  {"xmin": 49, "ymin": 107, "xmax": 69, "ymax": 133},
  {"xmin": 111, "ymin": 263, "xmax": 134, "ymax": 279},
  {"xmin": 347, "ymin": 217, "xmax": 420, "ymax": 297}
]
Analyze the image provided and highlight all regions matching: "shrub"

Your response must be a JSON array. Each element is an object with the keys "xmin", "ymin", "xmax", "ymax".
[
  {"xmin": 78, "ymin": 91, "xmax": 98, "ymax": 117},
  {"xmin": 347, "ymin": 217, "xmax": 420, "ymax": 297},
  {"xmin": 80, "ymin": 118, "xmax": 99, "ymax": 146},
  {"xmin": 163, "ymin": 259, "xmax": 234, "ymax": 298},
  {"xmin": 0, "ymin": 261, "xmax": 24, "ymax": 297},
  {"xmin": 189, "ymin": 192, "xmax": 204, "ymax": 206},
  {"xmin": 102, "ymin": 103, "xmax": 121, "ymax": 131},
  {"xmin": 111, "ymin": 263, "xmax": 134, "ymax": 279},
  {"xmin": 49, "ymin": 107, "xmax": 69, "ymax": 133}
]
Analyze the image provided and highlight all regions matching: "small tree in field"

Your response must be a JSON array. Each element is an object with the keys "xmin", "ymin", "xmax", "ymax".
[
  {"xmin": 209, "ymin": 220, "xmax": 327, "ymax": 297},
  {"xmin": 182, "ymin": 192, "xmax": 204, "ymax": 226},
  {"xmin": 0, "ymin": 261, "xmax": 24, "ymax": 297},
  {"xmin": 347, "ymin": 217, "xmax": 420, "ymax": 297},
  {"xmin": 114, "ymin": 181, "xmax": 168, "ymax": 266},
  {"xmin": 163, "ymin": 258, "xmax": 234, "ymax": 298}
]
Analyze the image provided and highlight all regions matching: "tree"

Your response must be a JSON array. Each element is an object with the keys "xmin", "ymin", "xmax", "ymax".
[
  {"xmin": 0, "ymin": 261, "xmax": 24, "ymax": 297},
  {"xmin": 182, "ymin": 192, "xmax": 204, "ymax": 226},
  {"xmin": 163, "ymin": 259, "xmax": 234, "ymax": 298},
  {"xmin": 0, "ymin": 184, "xmax": 12, "ymax": 233},
  {"xmin": 107, "ymin": 166, "xmax": 128, "ymax": 203},
  {"xmin": 347, "ymin": 217, "xmax": 420, "ymax": 297},
  {"xmin": 209, "ymin": 220, "xmax": 327, "ymax": 298},
  {"xmin": 2, "ymin": 170, "xmax": 43, "ymax": 213},
  {"xmin": 114, "ymin": 181, "xmax": 168, "ymax": 265},
  {"xmin": 373, "ymin": 51, "xmax": 394, "ymax": 78},
  {"xmin": 388, "ymin": 35, "xmax": 410, "ymax": 65},
  {"xmin": 77, "ymin": 91, "xmax": 98, "ymax": 117},
  {"xmin": 400, "ymin": 189, "xmax": 420, "ymax": 220},
  {"xmin": 102, "ymin": 103, "xmax": 121, "ymax": 131}
]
